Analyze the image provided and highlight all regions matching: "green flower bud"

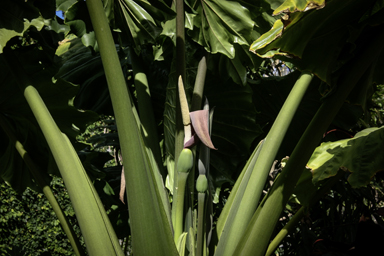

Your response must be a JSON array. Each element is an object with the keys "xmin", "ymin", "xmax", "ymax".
[
  {"xmin": 196, "ymin": 174, "xmax": 208, "ymax": 193},
  {"xmin": 177, "ymin": 148, "xmax": 194, "ymax": 173}
]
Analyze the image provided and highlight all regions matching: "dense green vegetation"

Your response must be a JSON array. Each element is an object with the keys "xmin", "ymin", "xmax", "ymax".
[
  {"xmin": 1, "ymin": 0, "xmax": 384, "ymax": 255},
  {"xmin": 0, "ymin": 177, "xmax": 85, "ymax": 255}
]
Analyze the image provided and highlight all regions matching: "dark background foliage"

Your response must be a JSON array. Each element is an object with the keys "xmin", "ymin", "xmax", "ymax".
[{"xmin": 0, "ymin": 177, "xmax": 86, "ymax": 256}]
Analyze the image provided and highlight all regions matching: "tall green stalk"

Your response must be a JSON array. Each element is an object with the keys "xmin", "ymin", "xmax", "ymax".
[
  {"xmin": 195, "ymin": 99, "xmax": 211, "ymax": 256},
  {"xmin": 130, "ymin": 49, "xmax": 163, "ymax": 173},
  {"xmin": 173, "ymin": 148, "xmax": 194, "ymax": 245},
  {"xmin": 86, "ymin": 0, "xmax": 177, "ymax": 255},
  {"xmin": 172, "ymin": 0, "xmax": 187, "ymax": 232},
  {"xmin": 196, "ymin": 173, "xmax": 209, "ymax": 256},
  {"xmin": 174, "ymin": 171, "xmax": 190, "ymax": 244},
  {"xmin": 236, "ymin": 31, "xmax": 384, "ymax": 256},
  {"xmin": 191, "ymin": 57, "xmax": 207, "ymax": 112},
  {"xmin": 214, "ymin": 72, "xmax": 313, "ymax": 256},
  {"xmin": 196, "ymin": 191, "xmax": 206, "ymax": 256},
  {"xmin": 173, "ymin": 77, "xmax": 193, "ymax": 246},
  {"xmin": 0, "ymin": 114, "xmax": 85, "ymax": 256},
  {"xmin": 129, "ymin": 49, "xmax": 173, "ymax": 225}
]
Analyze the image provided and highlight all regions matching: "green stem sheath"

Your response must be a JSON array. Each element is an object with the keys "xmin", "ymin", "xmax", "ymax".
[
  {"xmin": 191, "ymin": 57, "xmax": 207, "ymax": 112},
  {"xmin": 216, "ymin": 140, "xmax": 264, "ymax": 239},
  {"xmin": 86, "ymin": 0, "xmax": 177, "ymax": 255},
  {"xmin": 214, "ymin": 72, "xmax": 313, "ymax": 256},
  {"xmin": 130, "ymin": 49, "xmax": 163, "ymax": 175},
  {"xmin": 174, "ymin": 0, "xmax": 186, "ymax": 186},
  {"xmin": 174, "ymin": 172, "xmax": 190, "ymax": 245},
  {"xmin": 196, "ymin": 192, "xmax": 206, "ymax": 256}
]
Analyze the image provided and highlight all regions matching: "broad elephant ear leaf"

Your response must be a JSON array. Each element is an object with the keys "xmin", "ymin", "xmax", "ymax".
[
  {"xmin": 114, "ymin": 0, "xmax": 175, "ymax": 52},
  {"xmin": 210, "ymin": 45, "xmax": 257, "ymax": 86},
  {"xmin": 0, "ymin": 0, "xmax": 57, "ymax": 54},
  {"xmin": 263, "ymin": 0, "xmax": 288, "ymax": 10},
  {"xmin": 250, "ymin": 0, "xmax": 384, "ymax": 84},
  {"xmin": 56, "ymin": 38, "xmax": 125, "ymax": 115},
  {"xmin": 309, "ymin": 127, "xmax": 384, "ymax": 188},
  {"xmin": 187, "ymin": 0, "xmax": 255, "ymax": 59},
  {"xmin": 56, "ymin": 0, "xmax": 78, "ymax": 13},
  {"xmin": 65, "ymin": 0, "xmax": 92, "ymax": 36},
  {"xmin": 272, "ymin": 0, "xmax": 325, "ymax": 15},
  {"xmin": 0, "ymin": 41, "xmax": 98, "ymax": 192},
  {"xmin": 182, "ymin": 0, "xmax": 276, "ymax": 85}
]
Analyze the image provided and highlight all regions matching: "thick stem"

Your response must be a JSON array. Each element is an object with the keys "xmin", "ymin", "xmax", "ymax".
[
  {"xmin": 214, "ymin": 72, "xmax": 313, "ymax": 256},
  {"xmin": 130, "ymin": 48, "xmax": 163, "ymax": 177},
  {"xmin": 174, "ymin": 0, "xmax": 186, "ymax": 179},
  {"xmin": 172, "ymin": 0, "xmax": 187, "ymax": 232},
  {"xmin": 174, "ymin": 172, "xmax": 190, "ymax": 245},
  {"xmin": 129, "ymin": 51, "xmax": 173, "ymax": 226},
  {"xmin": 175, "ymin": 0, "xmax": 186, "ymax": 85},
  {"xmin": 87, "ymin": 0, "xmax": 178, "ymax": 255},
  {"xmin": 191, "ymin": 57, "xmax": 207, "ymax": 112},
  {"xmin": 196, "ymin": 192, "xmax": 206, "ymax": 256}
]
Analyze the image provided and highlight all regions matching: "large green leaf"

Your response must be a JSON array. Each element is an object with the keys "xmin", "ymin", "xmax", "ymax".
[
  {"xmin": 187, "ymin": 0, "xmax": 255, "ymax": 59},
  {"xmin": 160, "ymin": 8, "xmax": 255, "ymax": 86},
  {"xmin": 264, "ymin": 0, "xmax": 287, "ymax": 10},
  {"xmin": 273, "ymin": 0, "xmax": 325, "ymax": 15},
  {"xmin": 0, "ymin": 0, "xmax": 55, "ymax": 53},
  {"xmin": 209, "ymin": 44, "xmax": 263, "ymax": 86},
  {"xmin": 65, "ymin": 0, "xmax": 93, "ymax": 38},
  {"xmin": 309, "ymin": 127, "xmax": 384, "ymax": 188},
  {"xmin": 86, "ymin": 0, "xmax": 178, "ymax": 253},
  {"xmin": 114, "ymin": 0, "xmax": 175, "ymax": 52},
  {"xmin": 250, "ymin": 0, "xmax": 384, "ymax": 84},
  {"xmin": 58, "ymin": 39, "xmax": 165, "ymax": 123},
  {"xmin": 56, "ymin": 38, "xmax": 124, "ymax": 115},
  {"xmin": 181, "ymin": 0, "xmax": 277, "ymax": 84},
  {"xmin": 60, "ymin": 0, "xmax": 113, "ymax": 50},
  {"xmin": 57, "ymin": 0, "xmax": 78, "ymax": 13}
]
